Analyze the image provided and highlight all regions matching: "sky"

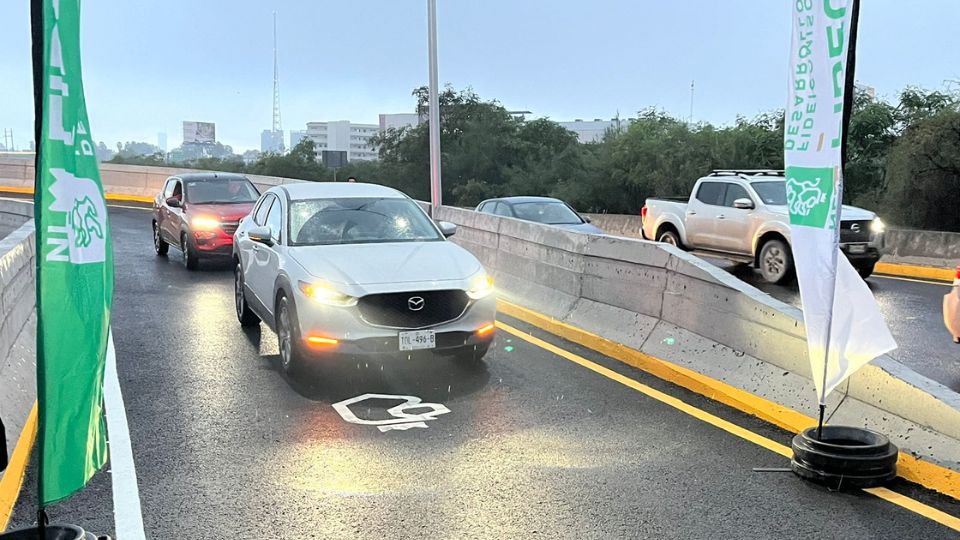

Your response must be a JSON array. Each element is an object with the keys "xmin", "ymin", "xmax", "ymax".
[{"xmin": 1, "ymin": 1, "xmax": 958, "ymax": 153}]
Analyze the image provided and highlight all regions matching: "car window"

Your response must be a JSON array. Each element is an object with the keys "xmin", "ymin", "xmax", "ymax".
[
  {"xmin": 491, "ymin": 203, "xmax": 511, "ymax": 217},
  {"xmin": 254, "ymin": 195, "xmax": 275, "ymax": 226},
  {"xmin": 695, "ymin": 182, "xmax": 726, "ymax": 206},
  {"xmin": 171, "ymin": 180, "xmax": 182, "ymax": 200},
  {"xmin": 290, "ymin": 197, "xmax": 443, "ymax": 246},
  {"xmin": 184, "ymin": 178, "xmax": 259, "ymax": 204},
  {"xmin": 723, "ymin": 184, "xmax": 751, "ymax": 207},
  {"xmin": 511, "ymin": 201, "xmax": 582, "ymax": 224},
  {"xmin": 477, "ymin": 201, "xmax": 489, "ymax": 213},
  {"xmin": 162, "ymin": 179, "xmax": 176, "ymax": 198},
  {"xmin": 751, "ymin": 180, "xmax": 788, "ymax": 206},
  {"xmin": 265, "ymin": 197, "xmax": 282, "ymax": 242}
]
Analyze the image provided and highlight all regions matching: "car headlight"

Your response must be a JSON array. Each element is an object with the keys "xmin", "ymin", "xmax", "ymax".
[
  {"xmin": 466, "ymin": 272, "xmax": 495, "ymax": 300},
  {"xmin": 870, "ymin": 217, "xmax": 885, "ymax": 234},
  {"xmin": 298, "ymin": 280, "xmax": 358, "ymax": 307},
  {"xmin": 191, "ymin": 216, "xmax": 221, "ymax": 230}
]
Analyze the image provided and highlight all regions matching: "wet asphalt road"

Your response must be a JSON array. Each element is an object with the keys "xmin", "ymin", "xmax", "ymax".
[
  {"xmin": 9, "ymin": 207, "xmax": 960, "ymax": 538},
  {"xmin": 715, "ymin": 261, "xmax": 960, "ymax": 393}
]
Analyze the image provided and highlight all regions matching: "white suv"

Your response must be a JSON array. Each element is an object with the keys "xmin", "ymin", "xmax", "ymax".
[{"xmin": 232, "ymin": 182, "xmax": 497, "ymax": 374}]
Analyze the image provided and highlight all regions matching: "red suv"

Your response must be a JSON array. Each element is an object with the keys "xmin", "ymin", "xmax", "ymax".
[{"xmin": 152, "ymin": 173, "xmax": 260, "ymax": 269}]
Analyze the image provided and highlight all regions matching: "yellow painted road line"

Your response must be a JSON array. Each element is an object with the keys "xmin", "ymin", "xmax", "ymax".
[
  {"xmin": 495, "ymin": 321, "xmax": 960, "ymax": 533},
  {"xmin": 876, "ymin": 262, "xmax": 955, "ymax": 283},
  {"xmin": 497, "ymin": 299, "xmax": 960, "ymax": 502},
  {"xmin": 864, "ymin": 487, "xmax": 960, "ymax": 532},
  {"xmin": 0, "ymin": 402, "xmax": 38, "ymax": 532},
  {"xmin": 0, "ymin": 186, "xmax": 154, "ymax": 204}
]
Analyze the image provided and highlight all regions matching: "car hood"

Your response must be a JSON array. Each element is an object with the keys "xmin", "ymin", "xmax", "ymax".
[
  {"xmin": 289, "ymin": 241, "xmax": 483, "ymax": 286},
  {"xmin": 186, "ymin": 202, "xmax": 255, "ymax": 221},
  {"xmin": 554, "ymin": 222, "xmax": 605, "ymax": 234},
  {"xmin": 766, "ymin": 204, "xmax": 875, "ymax": 221}
]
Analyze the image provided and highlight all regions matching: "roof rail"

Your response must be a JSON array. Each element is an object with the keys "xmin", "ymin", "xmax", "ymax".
[{"xmin": 709, "ymin": 169, "xmax": 784, "ymax": 178}]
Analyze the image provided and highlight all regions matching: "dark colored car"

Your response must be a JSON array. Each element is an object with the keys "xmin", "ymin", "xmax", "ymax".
[
  {"xmin": 152, "ymin": 173, "xmax": 260, "ymax": 269},
  {"xmin": 476, "ymin": 196, "xmax": 604, "ymax": 234}
]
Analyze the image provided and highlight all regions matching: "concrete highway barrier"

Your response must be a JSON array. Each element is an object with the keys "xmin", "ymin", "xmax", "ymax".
[
  {"xmin": 0, "ymin": 200, "xmax": 37, "ymax": 500},
  {"xmin": 435, "ymin": 205, "xmax": 960, "ymax": 475}
]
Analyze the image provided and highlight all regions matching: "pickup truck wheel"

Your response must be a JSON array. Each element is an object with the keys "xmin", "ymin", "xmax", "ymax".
[
  {"xmin": 657, "ymin": 229, "xmax": 682, "ymax": 248},
  {"xmin": 857, "ymin": 263, "xmax": 876, "ymax": 279},
  {"xmin": 759, "ymin": 239, "xmax": 795, "ymax": 284}
]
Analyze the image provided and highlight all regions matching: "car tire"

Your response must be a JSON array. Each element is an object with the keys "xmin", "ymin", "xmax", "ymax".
[
  {"xmin": 181, "ymin": 232, "xmax": 199, "ymax": 270},
  {"xmin": 857, "ymin": 263, "xmax": 876, "ymax": 279},
  {"xmin": 758, "ymin": 239, "xmax": 795, "ymax": 284},
  {"xmin": 153, "ymin": 221, "xmax": 169, "ymax": 256},
  {"xmin": 657, "ymin": 229, "xmax": 682, "ymax": 249},
  {"xmin": 234, "ymin": 263, "xmax": 260, "ymax": 327},
  {"xmin": 276, "ymin": 294, "xmax": 306, "ymax": 375}
]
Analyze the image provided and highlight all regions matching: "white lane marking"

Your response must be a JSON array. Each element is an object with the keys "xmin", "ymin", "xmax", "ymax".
[
  {"xmin": 332, "ymin": 393, "xmax": 450, "ymax": 432},
  {"xmin": 104, "ymin": 331, "xmax": 147, "ymax": 540}
]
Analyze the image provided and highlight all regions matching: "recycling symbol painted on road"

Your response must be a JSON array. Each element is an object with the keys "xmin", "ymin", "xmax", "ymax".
[{"xmin": 332, "ymin": 393, "xmax": 450, "ymax": 432}]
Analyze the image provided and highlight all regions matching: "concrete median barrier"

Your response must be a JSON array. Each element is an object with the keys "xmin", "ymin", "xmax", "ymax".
[
  {"xmin": 0, "ymin": 201, "xmax": 37, "ymax": 491},
  {"xmin": 435, "ymin": 204, "xmax": 960, "ymax": 473}
]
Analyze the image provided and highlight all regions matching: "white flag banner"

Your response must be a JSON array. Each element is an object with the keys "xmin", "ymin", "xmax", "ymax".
[{"xmin": 785, "ymin": 0, "xmax": 896, "ymax": 404}]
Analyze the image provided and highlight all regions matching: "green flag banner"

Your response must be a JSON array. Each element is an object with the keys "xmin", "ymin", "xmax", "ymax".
[{"xmin": 34, "ymin": 0, "xmax": 114, "ymax": 506}]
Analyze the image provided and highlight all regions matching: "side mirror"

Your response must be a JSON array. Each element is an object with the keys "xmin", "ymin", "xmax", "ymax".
[
  {"xmin": 582, "ymin": 215, "xmax": 593, "ymax": 223},
  {"xmin": 248, "ymin": 225, "xmax": 274, "ymax": 246},
  {"xmin": 437, "ymin": 221, "xmax": 457, "ymax": 238},
  {"xmin": 733, "ymin": 198, "xmax": 755, "ymax": 210},
  {"xmin": 166, "ymin": 197, "xmax": 181, "ymax": 208}
]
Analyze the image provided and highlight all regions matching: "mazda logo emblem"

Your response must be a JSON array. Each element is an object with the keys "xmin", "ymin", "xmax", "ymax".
[
  {"xmin": 407, "ymin": 296, "xmax": 425, "ymax": 311},
  {"xmin": 850, "ymin": 223, "xmax": 861, "ymax": 233}
]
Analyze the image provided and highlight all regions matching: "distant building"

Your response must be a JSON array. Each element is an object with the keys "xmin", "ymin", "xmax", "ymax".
[
  {"xmin": 557, "ymin": 118, "xmax": 631, "ymax": 143},
  {"xmin": 379, "ymin": 113, "xmax": 420, "ymax": 133},
  {"xmin": 242, "ymin": 149, "xmax": 261, "ymax": 165},
  {"xmin": 303, "ymin": 120, "xmax": 379, "ymax": 162},
  {"xmin": 261, "ymin": 129, "xmax": 285, "ymax": 154},
  {"xmin": 157, "ymin": 132, "xmax": 167, "ymax": 152},
  {"xmin": 289, "ymin": 130, "xmax": 306, "ymax": 150}
]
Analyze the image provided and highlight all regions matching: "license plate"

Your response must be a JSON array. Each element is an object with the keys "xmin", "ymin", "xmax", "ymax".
[
  {"xmin": 847, "ymin": 244, "xmax": 867, "ymax": 254},
  {"xmin": 399, "ymin": 330, "xmax": 436, "ymax": 351}
]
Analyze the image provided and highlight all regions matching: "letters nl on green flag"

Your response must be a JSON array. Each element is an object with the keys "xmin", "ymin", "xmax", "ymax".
[
  {"xmin": 35, "ymin": 0, "xmax": 114, "ymax": 505},
  {"xmin": 785, "ymin": 0, "xmax": 894, "ymax": 405}
]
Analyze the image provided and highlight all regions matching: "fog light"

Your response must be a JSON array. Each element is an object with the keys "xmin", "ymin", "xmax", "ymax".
[
  {"xmin": 306, "ymin": 335, "xmax": 338, "ymax": 347},
  {"xmin": 476, "ymin": 323, "xmax": 495, "ymax": 336}
]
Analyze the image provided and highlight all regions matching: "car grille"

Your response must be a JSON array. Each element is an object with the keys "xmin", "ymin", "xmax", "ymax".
[
  {"xmin": 221, "ymin": 220, "xmax": 240, "ymax": 235},
  {"xmin": 840, "ymin": 220, "xmax": 871, "ymax": 243},
  {"xmin": 358, "ymin": 290, "xmax": 469, "ymax": 329}
]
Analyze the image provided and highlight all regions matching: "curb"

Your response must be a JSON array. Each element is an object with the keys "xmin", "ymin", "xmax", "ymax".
[
  {"xmin": 0, "ymin": 403, "xmax": 37, "ymax": 532},
  {"xmin": 497, "ymin": 299, "xmax": 960, "ymax": 502},
  {"xmin": 0, "ymin": 186, "xmax": 154, "ymax": 204},
  {"xmin": 875, "ymin": 262, "xmax": 956, "ymax": 283}
]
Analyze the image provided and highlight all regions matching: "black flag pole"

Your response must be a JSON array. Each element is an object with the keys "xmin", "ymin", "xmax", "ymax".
[
  {"xmin": 816, "ymin": 0, "xmax": 861, "ymax": 442},
  {"xmin": 29, "ymin": 0, "xmax": 47, "ymax": 535}
]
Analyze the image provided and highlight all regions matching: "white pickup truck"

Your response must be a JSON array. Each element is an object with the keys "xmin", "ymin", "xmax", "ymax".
[{"xmin": 640, "ymin": 170, "xmax": 886, "ymax": 284}]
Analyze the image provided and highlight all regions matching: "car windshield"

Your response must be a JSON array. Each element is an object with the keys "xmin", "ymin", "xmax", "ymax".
[
  {"xmin": 290, "ymin": 197, "xmax": 443, "ymax": 246},
  {"xmin": 511, "ymin": 201, "xmax": 583, "ymax": 225},
  {"xmin": 184, "ymin": 178, "xmax": 259, "ymax": 204},
  {"xmin": 751, "ymin": 180, "xmax": 788, "ymax": 206}
]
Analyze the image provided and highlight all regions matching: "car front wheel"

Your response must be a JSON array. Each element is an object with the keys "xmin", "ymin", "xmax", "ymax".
[
  {"xmin": 857, "ymin": 263, "xmax": 876, "ymax": 280},
  {"xmin": 181, "ymin": 232, "xmax": 199, "ymax": 270},
  {"xmin": 758, "ymin": 239, "xmax": 795, "ymax": 284},
  {"xmin": 235, "ymin": 263, "xmax": 260, "ymax": 326},
  {"xmin": 276, "ymin": 295, "xmax": 306, "ymax": 375},
  {"xmin": 153, "ymin": 221, "xmax": 169, "ymax": 256}
]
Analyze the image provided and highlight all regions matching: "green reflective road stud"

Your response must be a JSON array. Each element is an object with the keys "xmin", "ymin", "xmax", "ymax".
[
  {"xmin": 785, "ymin": 166, "xmax": 836, "ymax": 229},
  {"xmin": 35, "ymin": 0, "xmax": 113, "ymax": 506}
]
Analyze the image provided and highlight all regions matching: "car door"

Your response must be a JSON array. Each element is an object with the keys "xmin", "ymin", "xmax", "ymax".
[
  {"xmin": 685, "ymin": 181, "xmax": 726, "ymax": 249},
  {"xmin": 713, "ymin": 182, "xmax": 755, "ymax": 254},
  {"xmin": 253, "ymin": 195, "xmax": 286, "ymax": 317},
  {"xmin": 161, "ymin": 178, "xmax": 184, "ymax": 243},
  {"xmin": 245, "ymin": 194, "xmax": 278, "ymax": 312}
]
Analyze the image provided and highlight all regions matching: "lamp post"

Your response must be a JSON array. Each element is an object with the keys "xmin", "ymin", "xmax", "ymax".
[{"xmin": 426, "ymin": 0, "xmax": 442, "ymax": 215}]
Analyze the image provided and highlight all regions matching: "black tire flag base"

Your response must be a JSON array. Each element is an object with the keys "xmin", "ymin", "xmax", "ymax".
[
  {"xmin": 0, "ymin": 525, "xmax": 109, "ymax": 540},
  {"xmin": 791, "ymin": 426, "xmax": 898, "ymax": 489}
]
